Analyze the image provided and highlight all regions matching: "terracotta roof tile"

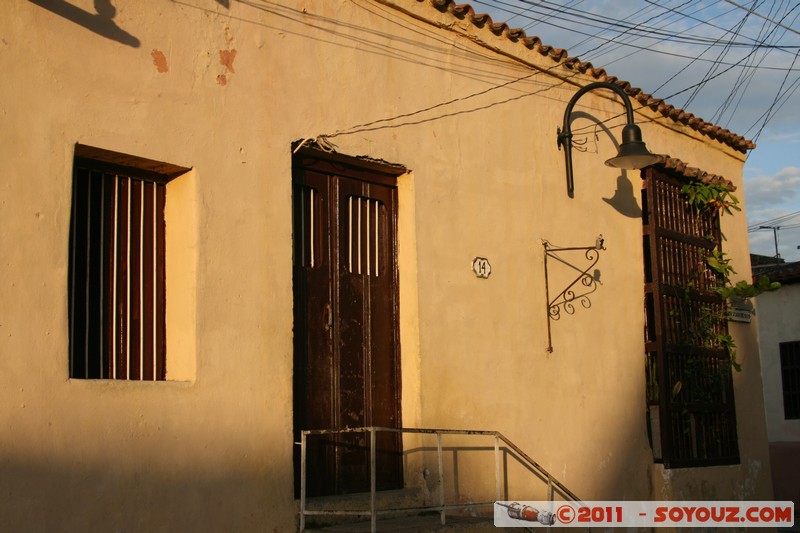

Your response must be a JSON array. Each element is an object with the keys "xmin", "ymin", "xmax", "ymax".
[
  {"xmin": 655, "ymin": 156, "xmax": 736, "ymax": 191},
  {"xmin": 416, "ymin": 0, "xmax": 756, "ymax": 153}
]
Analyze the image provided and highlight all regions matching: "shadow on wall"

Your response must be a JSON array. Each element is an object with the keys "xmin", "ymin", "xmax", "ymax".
[
  {"xmin": 402, "ymin": 443, "xmax": 579, "ymax": 505},
  {"xmin": 565, "ymin": 111, "xmax": 643, "ymax": 219},
  {"xmin": 604, "ymin": 174, "xmax": 643, "ymax": 219},
  {"xmin": 28, "ymin": 0, "xmax": 141, "ymax": 48},
  {"xmin": 0, "ymin": 459, "xmax": 293, "ymax": 532},
  {"xmin": 396, "ymin": 430, "xmax": 648, "ymax": 507}
]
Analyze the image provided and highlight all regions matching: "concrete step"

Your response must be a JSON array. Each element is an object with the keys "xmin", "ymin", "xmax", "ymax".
[
  {"xmin": 303, "ymin": 487, "xmax": 427, "ymax": 513},
  {"xmin": 301, "ymin": 487, "xmax": 428, "ymax": 529},
  {"xmin": 300, "ymin": 488, "xmax": 505, "ymax": 532}
]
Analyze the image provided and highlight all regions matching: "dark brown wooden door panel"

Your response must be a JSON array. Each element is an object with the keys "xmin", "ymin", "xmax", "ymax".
[{"xmin": 293, "ymin": 157, "xmax": 402, "ymax": 496}]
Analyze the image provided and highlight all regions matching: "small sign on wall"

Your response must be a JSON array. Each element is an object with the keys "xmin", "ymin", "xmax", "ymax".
[
  {"xmin": 727, "ymin": 307, "xmax": 751, "ymax": 323},
  {"xmin": 473, "ymin": 257, "xmax": 491, "ymax": 279}
]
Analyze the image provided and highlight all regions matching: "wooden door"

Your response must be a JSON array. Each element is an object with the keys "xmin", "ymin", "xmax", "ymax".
[{"xmin": 293, "ymin": 155, "xmax": 402, "ymax": 496}]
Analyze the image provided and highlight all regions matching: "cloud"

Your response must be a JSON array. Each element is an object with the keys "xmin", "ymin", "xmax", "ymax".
[
  {"xmin": 743, "ymin": 165, "xmax": 800, "ymax": 219},
  {"xmin": 744, "ymin": 166, "xmax": 800, "ymax": 260}
]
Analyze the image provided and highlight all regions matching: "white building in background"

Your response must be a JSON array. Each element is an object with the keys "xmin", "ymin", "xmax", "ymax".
[{"xmin": 753, "ymin": 255, "xmax": 800, "ymax": 511}]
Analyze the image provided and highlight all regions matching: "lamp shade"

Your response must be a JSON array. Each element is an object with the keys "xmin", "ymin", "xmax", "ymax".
[{"xmin": 604, "ymin": 123, "xmax": 661, "ymax": 170}]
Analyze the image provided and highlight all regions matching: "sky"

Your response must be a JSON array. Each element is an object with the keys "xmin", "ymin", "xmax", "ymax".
[{"xmin": 471, "ymin": 0, "xmax": 800, "ymax": 262}]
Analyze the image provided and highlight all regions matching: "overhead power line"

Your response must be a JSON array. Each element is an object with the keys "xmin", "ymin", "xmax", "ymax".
[
  {"xmin": 723, "ymin": 0, "xmax": 800, "ymax": 36},
  {"xmin": 472, "ymin": 0, "xmax": 800, "ymax": 147},
  {"xmin": 480, "ymin": 0, "xmax": 800, "ymax": 51},
  {"xmin": 472, "ymin": 0, "xmax": 800, "ymax": 73},
  {"xmin": 748, "ymin": 210, "xmax": 800, "ymax": 231}
]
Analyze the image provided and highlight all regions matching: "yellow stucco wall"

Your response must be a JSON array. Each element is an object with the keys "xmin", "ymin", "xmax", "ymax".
[{"xmin": 0, "ymin": 0, "xmax": 772, "ymax": 531}]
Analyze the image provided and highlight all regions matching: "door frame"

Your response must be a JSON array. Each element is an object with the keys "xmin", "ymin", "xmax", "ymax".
[{"xmin": 292, "ymin": 146, "xmax": 406, "ymax": 496}]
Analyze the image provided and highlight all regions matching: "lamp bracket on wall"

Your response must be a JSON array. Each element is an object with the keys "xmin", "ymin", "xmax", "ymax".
[
  {"xmin": 557, "ymin": 81, "xmax": 661, "ymax": 198},
  {"xmin": 543, "ymin": 235, "xmax": 606, "ymax": 352}
]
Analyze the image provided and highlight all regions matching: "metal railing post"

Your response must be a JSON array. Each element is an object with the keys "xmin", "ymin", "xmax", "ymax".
[
  {"xmin": 437, "ymin": 432, "xmax": 445, "ymax": 525},
  {"xmin": 300, "ymin": 431, "xmax": 307, "ymax": 532},
  {"xmin": 370, "ymin": 427, "xmax": 377, "ymax": 533},
  {"xmin": 494, "ymin": 434, "xmax": 500, "ymax": 502}
]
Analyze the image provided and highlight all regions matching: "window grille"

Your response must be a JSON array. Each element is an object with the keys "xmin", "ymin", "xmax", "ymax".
[
  {"xmin": 68, "ymin": 146, "xmax": 186, "ymax": 380},
  {"xmin": 642, "ymin": 167, "xmax": 739, "ymax": 467},
  {"xmin": 346, "ymin": 196, "xmax": 385, "ymax": 277},
  {"xmin": 779, "ymin": 341, "xmax": 800, "ymax": 419},
  {"xmin": 294, "ymin": 185, "xmax": 323, "ymax": 269}
]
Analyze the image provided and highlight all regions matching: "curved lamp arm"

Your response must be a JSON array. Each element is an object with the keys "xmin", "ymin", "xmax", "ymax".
[{"xmin": 557, "ymin": 81, "xmax": 660, "ymax": 198}]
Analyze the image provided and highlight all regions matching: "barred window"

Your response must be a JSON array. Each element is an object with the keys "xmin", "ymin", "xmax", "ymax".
[
  {"xmin": 779, "ymin": 341, "xmax": 800, "ymax": 419},
  {"xmin": 68, "ymin": 145, "xmax": 188, "ymax": 380},
  {"xmin": 643, "ymin": 167, "xmax": 739, "ymax": 468}
]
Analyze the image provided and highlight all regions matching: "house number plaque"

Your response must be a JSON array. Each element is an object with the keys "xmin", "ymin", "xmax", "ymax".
[{"xmin": 473, "ymin": 257, "xmax": 491, "ymax": 279}]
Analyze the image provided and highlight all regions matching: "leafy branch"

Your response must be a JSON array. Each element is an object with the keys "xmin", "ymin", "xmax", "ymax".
[
  {"xmin": 681, "ymin": 181, "xmax": 741, "ymax": 218},
  {"xmin": 673, "ymin": 182, "xmax": 780, "ymax": 378}
]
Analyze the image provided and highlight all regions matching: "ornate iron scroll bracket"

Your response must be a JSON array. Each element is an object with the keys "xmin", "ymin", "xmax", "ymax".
[{"xmin": 543, "ymin": 236, "xmax": 606, "ymax": 352}]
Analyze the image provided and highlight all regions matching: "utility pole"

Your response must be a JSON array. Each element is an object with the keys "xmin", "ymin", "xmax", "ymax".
[{"xmin": 759, "ymin": 226, "xmax": 781, "ymax": 258}]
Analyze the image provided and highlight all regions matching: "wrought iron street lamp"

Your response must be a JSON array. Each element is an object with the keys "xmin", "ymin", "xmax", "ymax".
[{"xmin": 557, "ymin": 81, "xmax": 661, "ymax": 197}]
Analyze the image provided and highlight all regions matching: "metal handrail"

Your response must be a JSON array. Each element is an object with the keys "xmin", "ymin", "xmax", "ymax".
[{"xmin": 298, "ymin": 426, "xmax": 580, "ymax": 532}]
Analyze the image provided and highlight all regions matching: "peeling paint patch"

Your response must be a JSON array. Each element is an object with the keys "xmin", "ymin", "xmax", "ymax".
[
  {"xmin": 219, "ymin": 49, "xmax": 237, "ymax": 73},
  {"xmin": 151, "ymin": 50, "xmax": 168, "ymax": 73}
]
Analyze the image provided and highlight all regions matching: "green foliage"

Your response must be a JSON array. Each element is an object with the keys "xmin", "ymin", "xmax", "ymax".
[
  {"xmin": 679, "ymin": 181, "xmax": 780, "ymax": 306},
  {"xmin": 681, "ymin": 181, "xmax": 741, "ymax": 218},
  {"xmin": 717, "ymin": 275, "xmax": 781, "ymax": 299},
  {"xmin": 705, "ymin": 247, "xmax": 736, "ymax": 279},
  {"xmin": 669, "ymin": 182, "xmax": 780, "ymax": 381},
  {"xmin": 701, "ymin": 252, "xmax": 778, "ymax": 372},
  {"xmin": 665, "ymin": 182, "xmax": 783, "ymax": 400}
]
